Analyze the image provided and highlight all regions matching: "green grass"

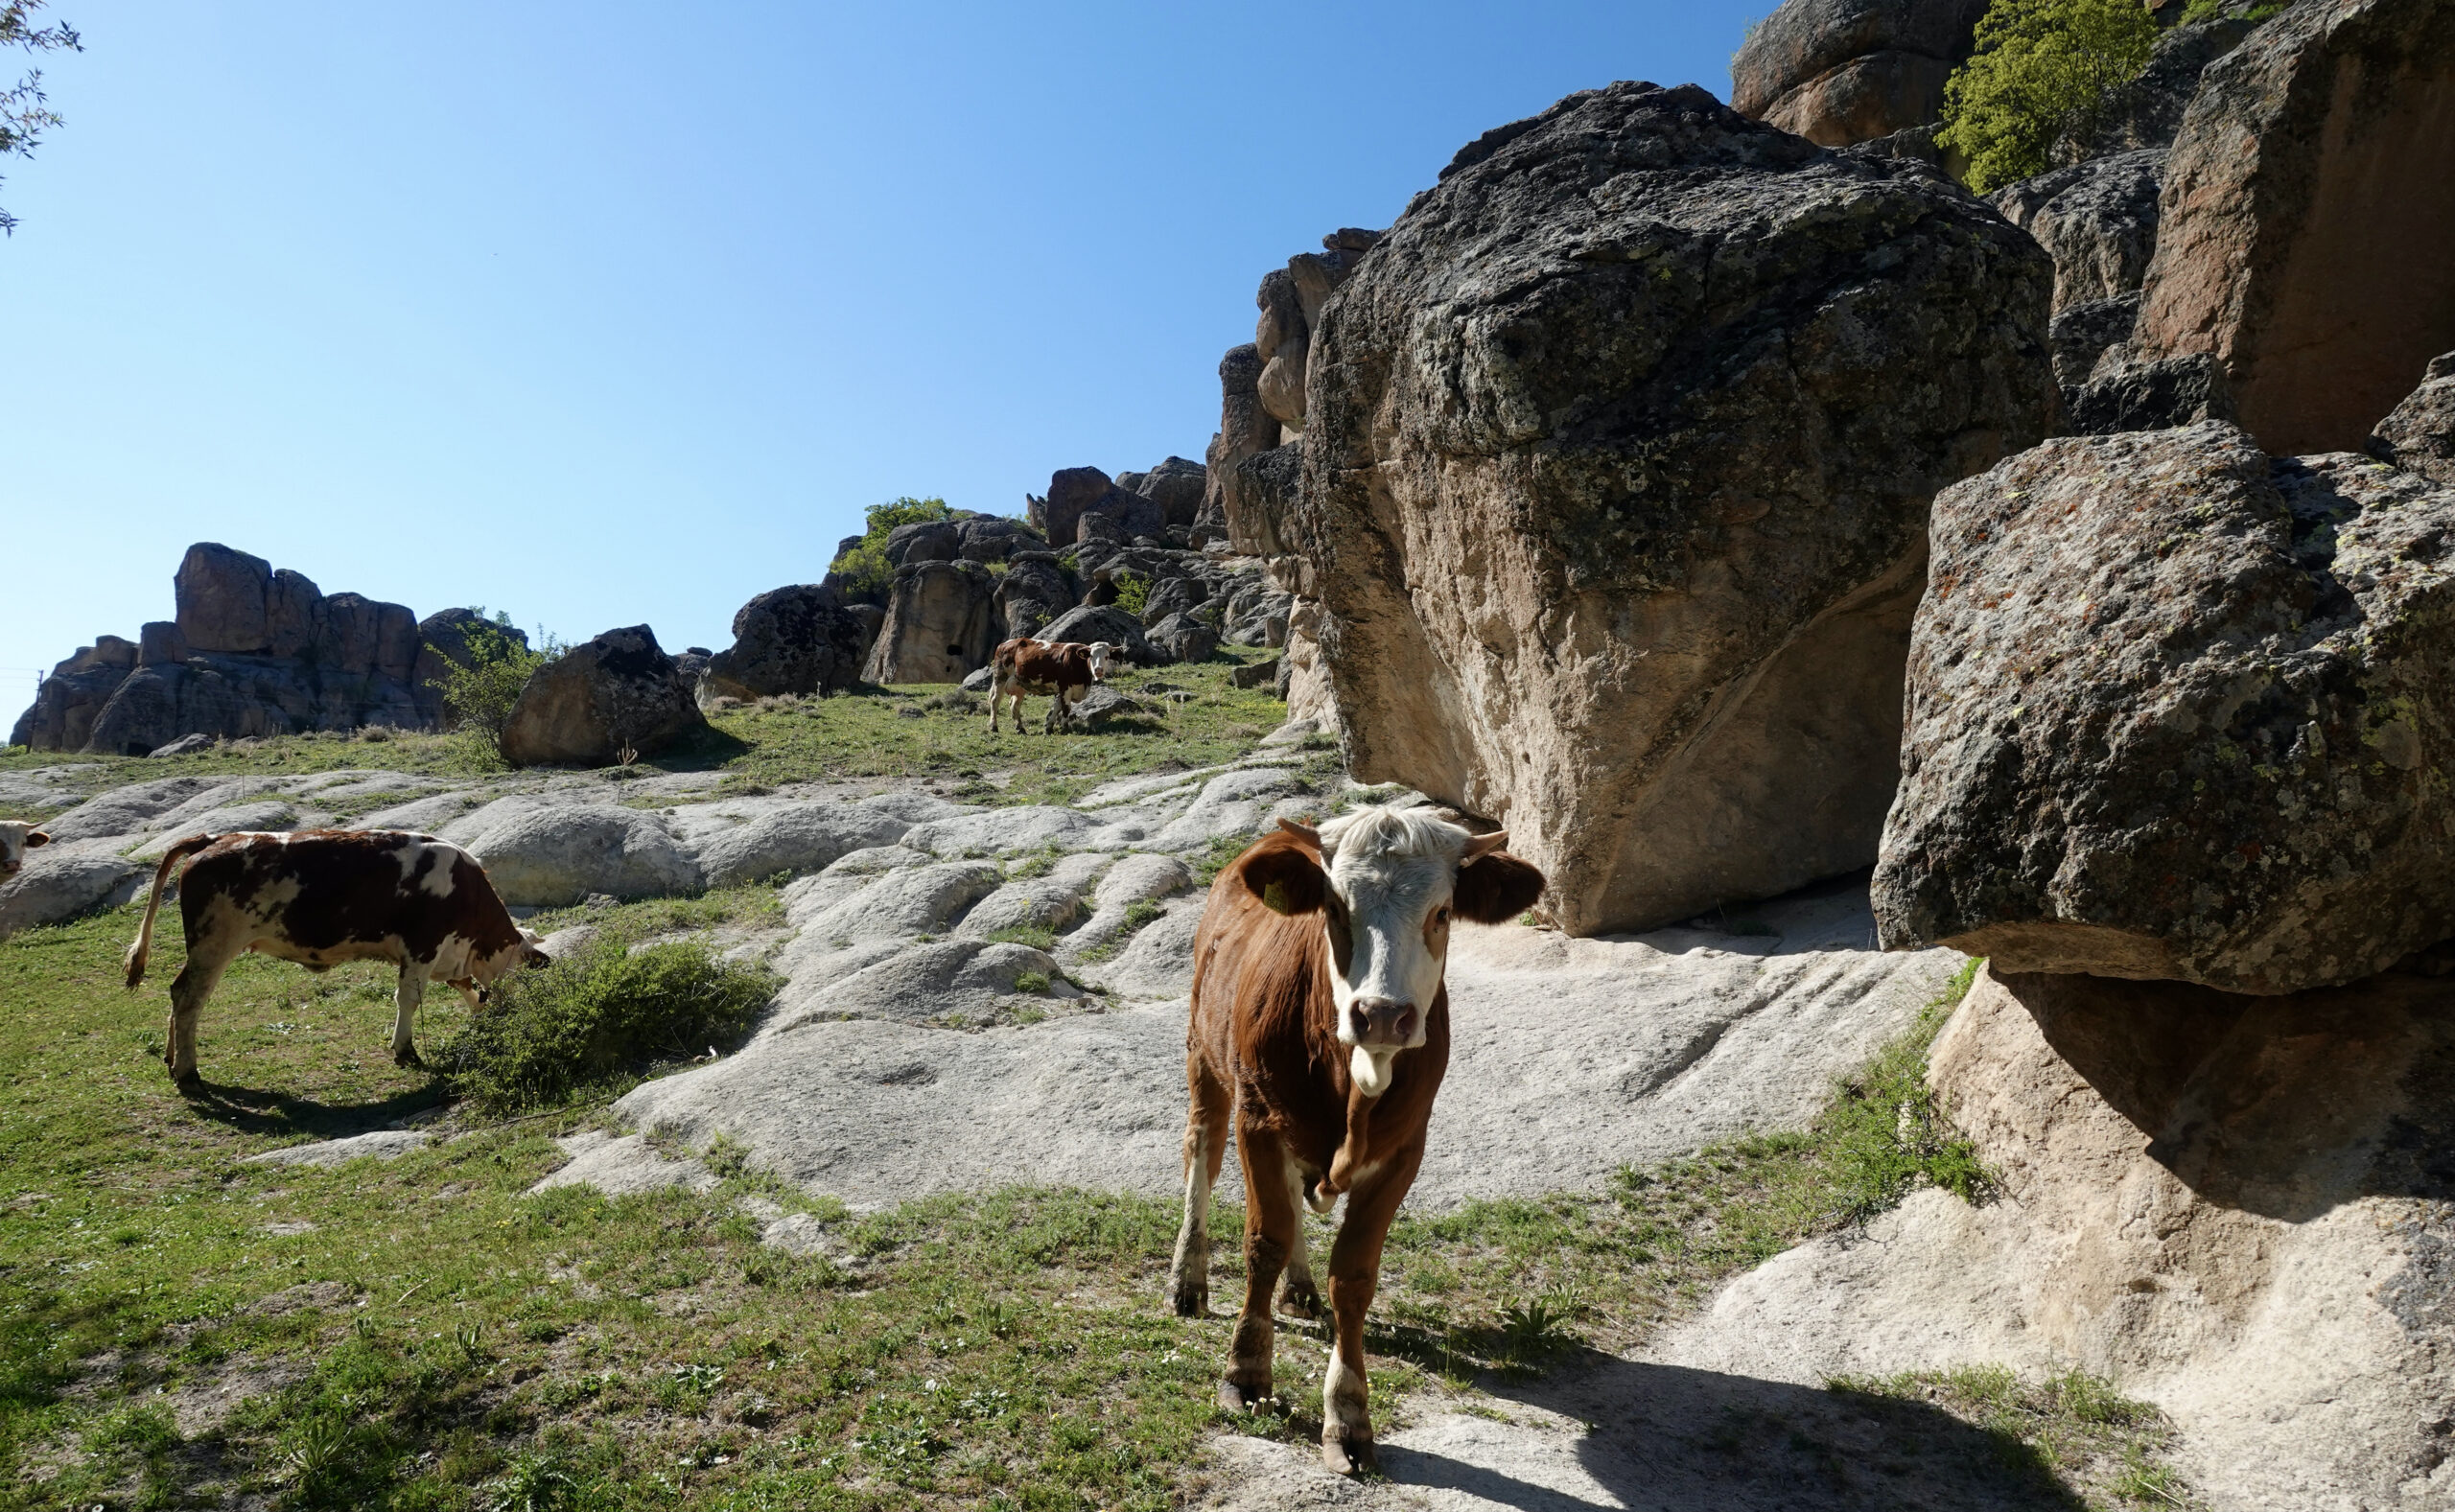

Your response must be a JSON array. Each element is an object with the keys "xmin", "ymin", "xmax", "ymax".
[
  {"xmin": 2, "ymin": 650, "xmax": 1289, "ymax": 815},
  {"xmin": 1825, "ymin": 1366, "xmax": 2201, "ymax": 1509}
]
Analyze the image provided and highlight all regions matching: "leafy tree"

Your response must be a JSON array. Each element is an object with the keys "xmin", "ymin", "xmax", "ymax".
[
  {"xmin": 1937, "ymin": 0, "xmax": 2159, "ymax": 195},
  {"xmin": 829, "ymin": 495, "xmax": 963, "ymax": 605},
  {"xmin": 1, "ymin": 1, "xmax": 81, "ymax": 235},
  {"xmin": 426, "ymin": 612, "xmax": 560, "ymax": 766}
]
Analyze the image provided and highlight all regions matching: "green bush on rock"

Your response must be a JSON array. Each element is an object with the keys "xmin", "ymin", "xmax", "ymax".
[{"xmin": 1938, "ymin": 0, "xmax": 2160, "ymax": 194}]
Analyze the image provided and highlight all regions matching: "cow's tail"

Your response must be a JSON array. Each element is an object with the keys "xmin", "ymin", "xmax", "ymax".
[{"xmin": 125, "ymin": 834, "xmax": 214, "ymax": 989}]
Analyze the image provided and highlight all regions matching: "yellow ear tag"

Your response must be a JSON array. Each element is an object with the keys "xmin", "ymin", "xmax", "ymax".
[{"xmin": 1261, "ymin": 880, "xmax": 1292, "ymax": 915}]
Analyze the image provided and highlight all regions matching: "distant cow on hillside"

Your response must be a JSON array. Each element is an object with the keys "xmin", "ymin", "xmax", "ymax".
[
  {"xmin": 125, "ymin": 830, "xmax": 549, "ymax": 1086},
  {"xmin": 0, "ymin": 821, "xmax": 50, "ymax": 880},
  {"xmin": 1169, "ymin": 806, "xmax": 1545, "ymax": 1474},
  {"xmin": 986, "ymin": 638, "xmax": 1115, "ymax": 734}
]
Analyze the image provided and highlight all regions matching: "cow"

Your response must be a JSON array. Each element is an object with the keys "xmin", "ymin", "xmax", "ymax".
[
  {"xmin": 123, "ymin": 829, "xmax": 549, "ymax": 1087},
  {"xmin": 1168, "ymin": 805, "xmax": 1545, "ymax": 1474},
  {"xmin": 1, "ymin": 821, "xmax": 50, "ymax": 880},
  {"xmin": 986, "ymin": 638, "xmax": 1116, "ymax": 734}
]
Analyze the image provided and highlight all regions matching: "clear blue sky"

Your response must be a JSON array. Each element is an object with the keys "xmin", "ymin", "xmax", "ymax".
[{"xmin": 4, "ymin": 0, "xmax": 1758, "ymax": 706}]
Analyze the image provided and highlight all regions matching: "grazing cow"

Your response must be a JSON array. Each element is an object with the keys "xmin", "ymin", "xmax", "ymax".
[
  {"xmin": 0, "ymin": 821, "xmax": 50, "ymax": 880},
  {"xmin": 124, "ymin": 829, "xmax": 549, "ymax": 1086},
  {"xmin": 986, "ymin": 638, "xmax": 1116, "ymax": 734},
  {"xmin": 1170, "ymin": 805, "xmax": 1545, "ymax": 1473}
]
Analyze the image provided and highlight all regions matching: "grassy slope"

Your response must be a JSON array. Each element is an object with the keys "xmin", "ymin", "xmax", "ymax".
[{"xmin": 1, "ymin": 661, "xmax": 2193, "ymax": 1510}]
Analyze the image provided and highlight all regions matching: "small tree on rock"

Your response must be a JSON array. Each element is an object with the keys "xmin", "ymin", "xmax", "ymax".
[
  {"xmin": 427, "ymin": 612, "xmax": 560, "ymax": 767},
  {"xmin": 1938, "ymin": 0, "xmax": 2160, "ymax": 195}
]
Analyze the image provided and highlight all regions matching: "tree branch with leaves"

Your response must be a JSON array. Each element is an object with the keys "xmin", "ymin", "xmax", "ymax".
[{"xmin": 0, "ymin": 1, "xmax": 81, "ymax": 235}]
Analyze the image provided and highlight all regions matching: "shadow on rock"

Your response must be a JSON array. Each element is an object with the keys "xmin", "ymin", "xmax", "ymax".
[{"xmin": 2003, "ymin": 968, "xmax": 2455, "ymax": 1221}]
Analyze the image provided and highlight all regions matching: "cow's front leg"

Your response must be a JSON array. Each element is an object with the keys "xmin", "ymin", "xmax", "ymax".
[
  {"xmin": 1222, "ymin": 1119, "xmax": 1299, "ymax": 1411},
  {"xmin": 986, "ymin": 685, "xmax": 1002, "ymax": 734},
  {"xmin": 1320, "ymin": 1148, "xmax": 1420, "ymax": 1474},
  {"xmin": 391, "ymin": 966, "xmax": 430, "ymax": 1067}
]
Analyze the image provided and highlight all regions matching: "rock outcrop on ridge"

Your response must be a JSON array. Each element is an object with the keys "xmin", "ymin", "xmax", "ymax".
[
  {"xmin": 1729, "ymin": 0, "xmax": 1989, "ymax": 147},
  {"xmin": 1876, "ymin": 421, "xmax": 2455, "ymax": 994},
  {"xmin": 2126, "ymin": 0, "xmax": 2455, "ymax": 454},
  {"xmin": 1299, "ymin": 80, "xmax": 2060, "ymax": 935},
  {"xmin": 10, "ymin": 543, "xmax": 510, "ymax": 754}
]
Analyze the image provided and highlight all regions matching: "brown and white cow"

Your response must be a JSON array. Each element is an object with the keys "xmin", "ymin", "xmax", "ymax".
[
  {"xmin": 0, "ymin": 821, "xmax": 51, "ymax": 880},
  {"xmin": 1170, "ymin": 805, "xmax": 1545, "ymax": 1473},
  {"xmin": 986, "ymin": 637, "xmax": 1116, "ymax": 734},
  {"xmin": 124, "ymin": 829, "xmax": 549, "ymax": 1086}
]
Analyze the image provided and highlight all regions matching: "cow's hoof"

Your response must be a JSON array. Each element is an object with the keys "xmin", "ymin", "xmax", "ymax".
[
  {"xmin": 172, "ymin": 1070, "xmax": 201, "ymax": 1093},
  {"xmin": 1321, "ymin": 1431, "xmax": 1377, "ymax": 1476},
  {"xmin": 393, "ymin": 1048, "xmax": 424, "ymax": 1069},
  {"xmin": 1168, "ymin": 1276, "xmax": 1207, "ymax": 1317},
  {"xmin": 1216, "ymin": 1379, "xmax": 1267, "ymax": 1413},
  {"xmin": 1277, "ymin": 1282, "xmax": 1322, "ymax": 1320}
]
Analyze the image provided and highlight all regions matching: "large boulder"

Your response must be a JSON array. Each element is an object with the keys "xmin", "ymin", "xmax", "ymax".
[
  {"xmin": 702, "ymin": 585, "xmax": 868, "ymax": 701},
  {"xmin": 2369, "ymin": 352, "xmax": 2455, "ymax": 487},
  {"xmin": 991, "ymin": 553, "xmax": 1076, "ymax": 640},
  {"xmin": 1200, "ymin": 344, "xmax": 1282, "ymax": 550},
  {"xmin": 174, "ymin": 543, "xmax": 274, "ymax": 653},
  {"xmin": 9, "ymin": 636, "xmax": 135, "ymax": 751},
  {"xmin": 1145, "ymin": 613, "xmax": 1219, "ymax": 664},
  {"xmin": 1040, "ymin": 468, "xmax": 1114, "ymax": 549},
  {"xmin": 1120, "ymin": 456, "xmax": 1208, "ymax": 528},
  {"xmin": 439, "ymin": 796, "xmax": 703, "ymax": 906},
  {"xmin": 954, "ymin": 515, "xmax": 1044, "ymax": 564},
  {"xmin": 883, "ymin": 519, "xmax": 962, "ymax": 567},
  {"xmin": 2130, "ymin": 0, "xmax": 2455, "ymax": 454},
  {"xmin": 1988, "ymin": 149, "xmax": 2165, "ymax": 315},
  {"xmin": 1672, "ymin": 964, "xmax": 2455, "ymax": 1509},
  {"xmin": 1302, "ymin": 81, "xmax": 2059, "ymax": 936},
  {"xmin": 1035, "ymin": 604, "xmax": 1160, "ymax": 667},
  {"xmin": 1876, "ymin": 422, "xmax": 2455, "ymax": 994},
  {"xmin": 500, "ymin": 625, "xmax": 707, "ymax": 768},
  {"xmin": 0, "ymin": 849, "xmax": 147, "ymax": 941},
  {"xmin": 1728, "ymin": 0, "xmax": 1991, "ymax": 147},
  {"xmin": 861, "ymin": 560, "xmax": 998, "ymax": 684}
]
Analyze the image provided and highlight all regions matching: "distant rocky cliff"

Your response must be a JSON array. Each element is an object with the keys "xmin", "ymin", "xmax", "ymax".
[{"xmin": 10, "ymin": 543, "xmax": 512, "ymax": 756}]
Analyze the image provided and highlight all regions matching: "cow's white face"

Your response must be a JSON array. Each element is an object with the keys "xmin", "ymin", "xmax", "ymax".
[
  {"xmin": 1087, "ymin": 641, "xmax": 1116, "ymax": 681},
  {"xmin": 1246, "ymin": 805, "xmax": 1543, "ymax": 1098},
  {"xmin": 0, "ymin": 822, "xmax": 51, "ymax": 881}
]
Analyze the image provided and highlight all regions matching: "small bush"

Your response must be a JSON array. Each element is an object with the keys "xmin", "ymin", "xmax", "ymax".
[
  {"xmin": 1938, "ymin": 0, "xmax": 2160, "ymax": 194},
  {"xmin": 428, "ymin": 614, "xmax": 563, "ymax": 767},
  {"xmin": 1112, "ymin": 570, "xmax": 1152, "ymax": 617},
  {"xmin": 827, "ymin": 496, "xmax": 981, "ymax": 605},
  {"xmin": 434, "ymin": 932, "xmax": 779, "ymax": 1114}
]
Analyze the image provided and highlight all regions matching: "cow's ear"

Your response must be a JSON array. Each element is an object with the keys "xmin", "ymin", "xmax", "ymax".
[
  {"xmin": 25, "ymin": 830, "xmax": 48, "ymax": 849},
  {"xmin": 1242, "ymin": 829, "xmax": 1325, "ymax": 917},
  {"xmin": 1454, "ymin": 849, "xmax": 1545, "ymax": 924}
]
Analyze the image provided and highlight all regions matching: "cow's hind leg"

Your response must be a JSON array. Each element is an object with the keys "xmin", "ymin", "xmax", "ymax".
[
  {"xmin": 1277, "ymin": 1159, "xmax": 1323, "ymax": 1319},
  {"xmin": 1318, "ymin": 1149, "xmax": 1421, "ymax": 1475},
  {"xmin": 1166, "ymin": 1055, "xmax": 1231, "ymax": 1316},
  {"xmin": 1221, "ymin": 1119, "xmax": 1300, "ymax": 1412},
  {"xmin": 391, "ymin": 966, "xmax": 430, "ymax": 1068},
  {"xmin": 163, "ymin": 940, "xmax": 238, "ymax": 1088}
]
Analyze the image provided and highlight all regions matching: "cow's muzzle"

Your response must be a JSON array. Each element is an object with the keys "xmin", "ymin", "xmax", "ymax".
[{"xmin": 1344, "ymin": 997, "xmax": 1419, "ymax": 1048}]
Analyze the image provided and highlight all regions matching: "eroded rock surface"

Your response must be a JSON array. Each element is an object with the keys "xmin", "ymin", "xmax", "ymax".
[
  {"xmin": 1876, "ymin": 422, "xmax": 2455, "ymax": 994},
  {"xmin": 502, "ymin": 625, "xmax": 707, "ymax": 768},
  {"xmin": 1729, "ymin": 0, "xmax": 1990, "ymax": 147},
  {"xmin": 701, "ymin": 585, "xmax": 869, "ymax": 702},
  {"xmin": 1301, "ymin": 81, "xmax": 2058, "ymax": 936},
  {"xmin": 2370, "ymin": 352, "xmax": 2455, "ymax": 487}
]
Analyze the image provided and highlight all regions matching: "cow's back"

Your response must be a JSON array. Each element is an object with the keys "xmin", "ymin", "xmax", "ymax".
[{"xmin": 180, "ymin": 830, "xmax": 522, "ymax": 964}]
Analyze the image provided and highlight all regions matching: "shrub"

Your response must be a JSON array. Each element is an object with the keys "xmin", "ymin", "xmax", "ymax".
[
  {"xmin": 427, "ymin": 615, "xmax": 562, "ymax": 766},
  {"xmin": 1112, "ymin": 570, "xmax": 1151, "ymax": 617},
  {"xmin": 1937, "ymin": 0, "xmax": 2160, "ymax": 194},
  {"xmin": 829, "ymin": 496, "xmax": 961, "ymax": 605},
  {"xmin": 434, "ymin": 932, "xmax": 779, "ymax": 1114}
]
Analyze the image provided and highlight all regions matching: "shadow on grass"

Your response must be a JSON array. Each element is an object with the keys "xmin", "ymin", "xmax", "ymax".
[{"xmin": 178, "ymin": 1077, "xmax": 448, "ymax": 1141}]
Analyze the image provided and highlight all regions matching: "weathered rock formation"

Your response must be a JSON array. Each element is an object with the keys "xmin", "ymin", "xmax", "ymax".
[
  {"xmin": 1991, "ymin": 150, "xmax": 2165, "ymax": 387},
  {"xmin": 1729, "ymin": 0, "xmax": 1990, "ymax": 147},
  {"xmin": 9, "ymin": 544, "xmax": 506, "ymax": 754},
  {"xmin": 1301, "ymin": 81, "xmax": 2059, "ymax": 935},
  {"xmin": 2369, "ymin": 352, "xmax": 2455, "ymax": 486},
  {"xmin": 1667, "ymin": 964, "xmax": 2455, "ymax": 1510},
  {"xmin": 701, "ymin": 585, "xmax": 869, "ymax": 702},
  {"xmin": 1112, "ymin": 456, "xmax": 1208, "ymax": 531},
  {"xmin": 861, "ymin": 560, "xmax": 998, "ymax": 684},
  {"xmin": 1876, "ymin": 422, "xmax": 2455, "ymax": 994},
  {"xmin": 2128, "ymin": 0, "xmax": 2455, "ymax": 454},
  {"xmin": 500, "ymin": 625, "xmax": 707, "ymax": 768},
  {"xmin": 992, "ymin": 552, "xmax": 1076, "ymax": 641}
]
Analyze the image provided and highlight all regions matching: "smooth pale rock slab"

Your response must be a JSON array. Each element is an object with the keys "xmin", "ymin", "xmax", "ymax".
[
  {"xmin": 37, "ymin": 776, "xmax": 272, "ymax": 843},
  {"xmin": 526, "ymin": 1131, "xmax": 716, "ymax": 1197},
  {"xmin": 662, "ymin": 796, "xmax": 917, "ymax": 889},
  {"xmin": 605, "ymin": 880, "xmax": 1959, "ymax": 1210},
  {"xmin": 128, "ymin": 802, "xmax": 304, "ymax": 858},
  {"xmin": 790, "ymin": 939, "xmax": 1073, "ymax": 1025},
  {"xmin": 243, "ymin": 1129, "xmax": 433, "ymax": 1168},
  {"xmin": 439, "ymin": 795, "xmax": 703, "ymax": 906},
  {"xmin": 360, "ymin": 792, "xmax": 486, "ymax": 832},
  {"xmin": 0, "ymin": 849, "xmax": 148, "ymax": 940},
  {"xmin": 1876, "ymin": 425, "xmax": 2455, "ymax": 993}
]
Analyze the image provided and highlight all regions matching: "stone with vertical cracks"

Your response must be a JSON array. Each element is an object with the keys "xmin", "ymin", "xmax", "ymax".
[
  {"xmin": 500, "ymin": 625, "xmax": 707, "ymax": 768},
  {"xmin": 1729, "ymin": 0, "xmax": 1991, "ymax": 147},
  {"xmin": 174, "ymin": 543, "xmax": 274, "ymax": 654},
  {"xmin": 860, "ymin": 561, "xmax": 997, "ymax": 685},
  {"xmin": 1875, "ymin": 422, "xmax": 2455, "ymax": 994},
  {"xmin": 1988, "ymin": 149, "xmax": 2165, "ymax": 315},
  {"xmin": 2130, "ymin": 0, "xmax": 2455, "ymax": 454},
  {"xmin": 1301, "ymin": 81, "xmax": 2059, "ymax": 936}
]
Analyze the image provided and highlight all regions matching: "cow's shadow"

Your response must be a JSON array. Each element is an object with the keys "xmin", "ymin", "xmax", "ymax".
[{"xmin": 178, "ymin": 1078, "xmax": 446, "ymax": 1141}]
